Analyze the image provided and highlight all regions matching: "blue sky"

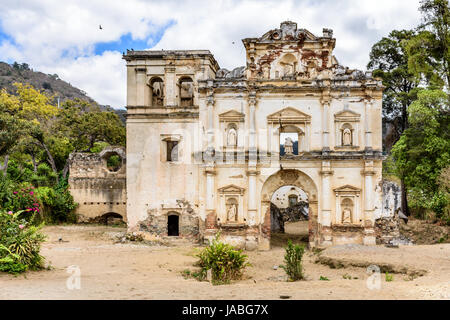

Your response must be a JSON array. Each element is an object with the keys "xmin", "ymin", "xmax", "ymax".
[
  {"xmin": 0, "ymin": 0, "xmax": 421, "ymax": 108},
  {"xmin": 93, "ymin": 20, "xmax": 176, "ymax": 56}
]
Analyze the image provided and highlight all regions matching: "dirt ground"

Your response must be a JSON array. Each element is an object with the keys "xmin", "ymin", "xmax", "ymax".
[{"xmin": 0, "ymin": 224, "xmax": 449, "ymax": 300}]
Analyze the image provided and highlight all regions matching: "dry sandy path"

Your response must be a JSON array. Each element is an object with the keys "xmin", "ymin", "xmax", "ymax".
[{"xmin": 0, "ymin": 225, "xmax": 449, "ymax": 300}]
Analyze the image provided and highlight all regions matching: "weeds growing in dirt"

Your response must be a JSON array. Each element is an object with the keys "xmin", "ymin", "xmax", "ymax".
[
  {"xmin": 193, "ymin": 234, "xmax": 251, "ymax": 285},
  {"xmin": 385, "ymin": 272, "xmax": 394, "ymax": 282},
  {"xmin": 280, "ymin": 240, "xmax": 305, "ymax": 281},
  {"xmin": 319, "ymin": 276, "xmax": 330, "ymax": 281}
]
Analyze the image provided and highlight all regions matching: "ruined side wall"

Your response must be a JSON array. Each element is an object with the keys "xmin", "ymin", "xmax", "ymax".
[
  {"xmin": 126, "ymin": 120, "xmax": 202, "ymax": 238},
  {"xmin": 68, "ymin": 147, "xmax": 127, "ymax": 222}
]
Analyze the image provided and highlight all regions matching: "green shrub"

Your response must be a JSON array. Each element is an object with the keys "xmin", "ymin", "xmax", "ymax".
[
  {"xmin": 35, "ymin": 179, "xmax": 77, "ymax": 223},
  {"xmin": 106, "ymin": 155, "xmax": 121, "ymax": 171},
  {"xmin": 0, "ymin": 175, "xmax": 15, "ymax": 210},
  {"xmin": 195, "ymin": 235, "xmax": 251, "ymax": 285},
  {"xmin": 385, "ymin": 272, "xmax": 393, "ymax": 282},
  {"xmin": 280, "ymin": 240, "xmax": 305, "ymax": 281},
  {"xmin": 0, "ymin": 210, "xmax": 46, "ymax": 274}
]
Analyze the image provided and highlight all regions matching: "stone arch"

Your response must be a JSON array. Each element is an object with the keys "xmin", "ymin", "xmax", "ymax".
[
  {"xmin": 260, "ymin": 169, "xmax": 319, "ymax": 248},
  {"xmin": 98, "ymin": 212, "xmax": 124, "ymax": 225},
  {"xmin": 148, "ymin": 76, "xmax": 164, "ymax": 107},
  {"xmin": 178, "ymin": 76, "xmax": 194, "ymax": 107}
]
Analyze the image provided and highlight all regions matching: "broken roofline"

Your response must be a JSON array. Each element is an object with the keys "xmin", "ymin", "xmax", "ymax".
[{"xmin": 122, "ymin": 49, "xmax": 220, "ymax": 67}]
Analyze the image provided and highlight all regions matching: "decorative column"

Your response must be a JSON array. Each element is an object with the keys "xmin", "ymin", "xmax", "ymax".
[
  {"xmin": 321, "ymin": 96, "xmax": 331, "ymax": 152},
  {"xmin": 204, "ymin": 167, "xmax": 217, "ymax": 242},
  {"xmin": 248, "ymin": 91, "xmax": 257, "ymax": 159},
  {"xmin": 135, "ymin": 67, "xmax": 146, "ymax": 106},
  {"xmin": 206, "ymin": 91, "xmax": 215, "ymax": 152},
  {"xmin": 247, "ymin": 91, "xmax": 258, "ymax": 237},
  {"xmin": 164, "ymin": 62, "xmax": 176, "ymax": 106},
  {"xmin": 363, "ymin": 160, "xmax": 376, "ymax": 245},
  {"xmin": 364, "ymin": 98, "xmax": 373, "ymax": 151},
  {"xmin": 320, "ymin": 161, "xmax": 333, "ymax": 246},
  {"xmin": 246, "ymin": 170, "xmax": 258, "ymax": 226}
]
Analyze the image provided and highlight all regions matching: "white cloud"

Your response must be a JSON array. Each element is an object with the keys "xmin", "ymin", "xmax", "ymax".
[{"xmin": 0, "ymin": 0, "xmax": 422, "ymax": 108}]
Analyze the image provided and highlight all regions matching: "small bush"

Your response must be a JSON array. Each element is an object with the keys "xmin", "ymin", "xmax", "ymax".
[
  {"xmin": 35, "ymin": 179, "xmax": 77, "ymax": 223},
  {"xmin": 385, "ymin": 272, "xmax": 393, "ymax": 282},
  {"xmin": 0, "ymin": 210, "xmax": 46, "ymax": 274},
  {"xmin": 280, "ymin": 240, "xmax": 305, "ymax": 281},
  {"xmin": 319, "ymin": 276, "xmax": 330, "ymax": 281},
  {"xmin": 195, "ymin": 235, "xmax": 250, "ymax": 285}
]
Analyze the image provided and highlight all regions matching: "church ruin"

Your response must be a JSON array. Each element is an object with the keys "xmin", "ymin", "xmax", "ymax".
[{"xmin": 123, "ymin": 21, "xmax": 384, "ymax": 250}]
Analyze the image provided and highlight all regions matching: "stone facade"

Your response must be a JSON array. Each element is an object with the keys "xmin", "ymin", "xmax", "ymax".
[
  {"xmin": 68, "ymin": 146, "xmax": 127, "ymax": 223},
  {"xmin": 123, "ymin": 21, "xmax": 384, "ymax": 249}
]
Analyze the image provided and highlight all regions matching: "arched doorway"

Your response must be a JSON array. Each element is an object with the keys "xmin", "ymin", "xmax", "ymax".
[
  {"xmin": 260, "ymin": 169, "xmax": 318, "ymax": 249},
  {"xmin": 270, "ymin": 185, "xmax": 309, "ymax": 247},
  {"xmin": 98, "ymin": 212, "xmax": 124, "ymax": 226},
  {"xmin": 168, "ymin": 214, "xmax": 179, "ymax": 236}
]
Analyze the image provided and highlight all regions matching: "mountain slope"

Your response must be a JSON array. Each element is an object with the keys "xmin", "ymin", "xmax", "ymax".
[
  {"xmin": 0, "ymin": 61, "xmax": 96, "ymax": 103},
  {"xmin": 0, "ymin": 61, "xmax": 126, "ymax": 123}
]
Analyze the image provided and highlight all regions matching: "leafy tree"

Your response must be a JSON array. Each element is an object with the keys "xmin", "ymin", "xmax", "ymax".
[
  {"xmin": 368, "ymin": 29, "xmax": 419, "ymax": 147},
  {"xmin": 406, "ymin": 0, "xmax": 450, "ymax": 89},
  {"xmin": 391, "ymin": 90, "xmax": 449, "ymax": 219}
]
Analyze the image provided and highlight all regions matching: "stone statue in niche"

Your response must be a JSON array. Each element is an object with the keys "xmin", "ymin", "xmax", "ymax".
[
  {"xmin": 342, "ymin": 207, "xmax": 352, "ymax": 224},
  {"xmin": 284, "ymin": 137, "xmax": 294, "ymax": 155},
  {"xmin": 152, "ymin": 81, "xmax": 164, "ymax": 106},
  {"xmin": 180, "ymin": 82, "xmax": 193, "ymax": 99},
  {"xmin": 227, "ymin": 127, "xmax": 237, "ymax": 146},
  {"xmin": 280, "ymin": 61, "xmax": 295, "ymax": 77},
  {"xmin": 227, "ymin": 203, "xmax": 237, "ymax": 222},
  {"xmin": 343, "ymin": 128, "xmax": 352, "ymax": 146}
]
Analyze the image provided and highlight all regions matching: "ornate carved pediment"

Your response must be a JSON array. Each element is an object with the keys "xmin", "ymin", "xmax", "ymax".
[
  {"xmin": 219, "ymin": 110, "xmax": 245, "ymax": 123},
  {"xmin": 267, "ymin": 107, "xmax": 311, "ymax": 124},
  {"xmin": 218, "ymin": 184, "xmax": 245, "ymax": 195},
  {"xmin": 334, "ymin": 185, "xmax": 361, "ymax": 194},
  {"xmin": 258, "ymin": 21, "xmax": 318, "ymax": 42},
  {"xmin": 334, "ymin": 109, "xmax": 360, "ymax": 122}
]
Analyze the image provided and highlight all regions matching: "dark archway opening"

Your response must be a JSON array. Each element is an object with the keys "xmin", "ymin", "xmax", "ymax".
[
  {"xmin": 168, "ymin": 215, "xmax": 179, "ymax": 236},
  {"xmin": 270, "ymin": 185, "xmax": 309, "ymax": 247},
  {"xmin": 98, "ymin": 212, "xmax": 124, "ymax": 226}
]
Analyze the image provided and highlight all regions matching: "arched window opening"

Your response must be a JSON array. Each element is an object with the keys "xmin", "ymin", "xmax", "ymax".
[
  {"xmin": 166, "ymin": 140, "xmax": 179, "ymax": 162},
  {"xmin": 280, "ymin": 126, "xmax": 302, "ymax": 156},
  {"xmin": 279, "ymin": 53, "xmax": 297, "ymax": 78},
  {"xmin": 179, "ymin": 77, "xmax": 193, "ymax": 107},
  {"xmin": 168, "ymin": 214, "xmax": 179, "ymax": 236},
  {"xmin": 150, "ymin": 77, "xmax": 164, "ymax": 107}
]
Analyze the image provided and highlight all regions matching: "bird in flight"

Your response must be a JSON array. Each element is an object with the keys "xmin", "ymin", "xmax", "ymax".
[{"xmin": 99, "ymin": 25, "xmax": 103, "ymax": 30}]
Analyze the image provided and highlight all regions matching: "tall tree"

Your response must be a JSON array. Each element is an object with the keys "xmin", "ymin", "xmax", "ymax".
[
  {"xmin": 407, "ymin": 0, "xmax": 450, "ymax": 89},
  {"xmin": 391, "ymin": 89, "xmax": 450, "ymax": 219},
  {"xmin": 368, "ymin": 30, "xmax": 419, "ymax": 150}
]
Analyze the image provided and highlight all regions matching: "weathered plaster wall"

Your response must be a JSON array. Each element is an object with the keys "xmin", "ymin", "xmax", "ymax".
[
  {"xmin": 68, "ymin": 147, "xmax": 127, "ymax": 222},
  {"xmin": 123, "ymin": 21, "xmax": 385, "ymax": 249}
]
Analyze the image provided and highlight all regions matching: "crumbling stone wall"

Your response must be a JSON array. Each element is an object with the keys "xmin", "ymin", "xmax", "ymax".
[
  {"xmin": 138, "ymin": 206, "xmax": 200, "ymax": 239},
  {"xmin": 375, "ymin": 211, "xmax": 413, "ymax": 245},
  {"xmin": 375, "ymin": 180, "xmax": 412, "ymax": 245},
  {"xmin": 68, "ymin": 147, "xmax": 126, "ymax": 223}
]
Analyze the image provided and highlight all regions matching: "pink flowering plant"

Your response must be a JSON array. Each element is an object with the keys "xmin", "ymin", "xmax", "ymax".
[
  {"xmin": 6, "ymin": 184, "xmax": 41, "ymax": 223},
  {"xmin": 0, "ymin": 210, "xmax": 45, "ymax": 274}
]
